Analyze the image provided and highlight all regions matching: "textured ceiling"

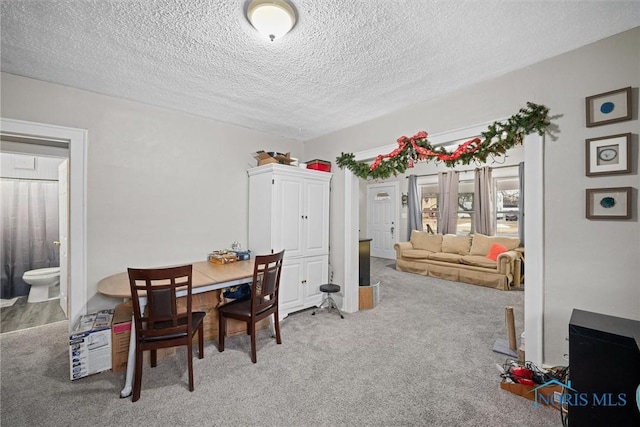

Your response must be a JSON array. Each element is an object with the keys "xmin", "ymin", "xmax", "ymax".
[{"xmin": 1, "ymin": 1, "xmax": 639, "ymax": 141}]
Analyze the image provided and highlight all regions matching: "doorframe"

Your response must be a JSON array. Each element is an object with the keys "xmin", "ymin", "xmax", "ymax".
[
  {"xmin": 366, "ymin": 181, "xmax": 400, "ymax": 259},
  {"xmin": 343, "ymin": 122, "xmax": 545, "ymax": 366},
  {"xmin": 1, "ymin": 118, "xmax": 88, "ymax": 329}
]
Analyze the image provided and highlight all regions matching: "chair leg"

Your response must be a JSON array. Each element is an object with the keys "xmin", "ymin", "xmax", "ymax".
[
  {"xmin": 250, "ymin": 321, "xmax": 257, "ymax": 363},
  {"xmin": 198, "ymin": 324, "xmax": 204, "ymax": 359},
  {"xmin": 218, "ymin": 313, "xmax": 225, "ymax": 352},
  {"xmin": 132, "ymin": 346, "xmax": 143, "ymax": 402},
  {"xmin": 150, "ymin": 349, "xmax": 157, "ymax": 367},
  {"xmin": 274, "ymin": 311, "xmax": 282, "ymax": 345},
  {"xmin": 187, "ymin": 341, "xmax": 194, "ymax": 392}
]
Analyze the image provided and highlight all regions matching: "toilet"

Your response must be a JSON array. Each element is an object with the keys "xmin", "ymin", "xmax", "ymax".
[{"xmin": 22, "ymin": 267, "xmax": 60, "ymax": 303}]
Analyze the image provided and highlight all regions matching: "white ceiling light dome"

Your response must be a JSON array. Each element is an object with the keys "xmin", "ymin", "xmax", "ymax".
[{"xmin": 247, "ymin": 0, "xmax": 297, "ymax": 41}]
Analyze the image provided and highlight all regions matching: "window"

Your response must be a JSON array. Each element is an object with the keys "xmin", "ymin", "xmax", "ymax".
[
  {"xmin": 456, "ymin": 181, "xmax": 475, "ymax": 235},
  {"xmin": 495, "ymin": 177, "xmax": 520, "ymax": 237},
  {"xmin": 420, "ymin": 185, "xmax": 438, "ymax": 233},
  {"xmin": 418, "ymin": 167, "xmax": 520, "ymax": 237}
]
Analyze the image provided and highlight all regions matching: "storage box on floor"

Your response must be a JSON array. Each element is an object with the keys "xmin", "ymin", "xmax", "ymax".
[
  {"xmin": 110, "ymin": 291, "xmax": 268, "ymax": 372},
  {"xmin": 69, "ymin": 309, "xmax": 114, "ymax": 380},
  {"xmin": 500, "ymin": 380, "xmax": 563, "ymax": 410},
  {"xmin": 111, "ymin": 301, "xmax": 176, "ymax": 373}
]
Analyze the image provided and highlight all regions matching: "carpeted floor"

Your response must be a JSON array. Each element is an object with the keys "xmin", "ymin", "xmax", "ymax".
[{"xmin": 0, "ymin": 258, "xmax": 560, "ymax": 426}]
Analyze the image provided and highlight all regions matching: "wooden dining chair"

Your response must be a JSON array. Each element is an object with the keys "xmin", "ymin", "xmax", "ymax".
[
  {"xmin": 127, "ymin": 264, "xmax": 206, "ymax": 402},
  {"xmin": 217, "ymin": 250, "xmax": 285, "ymax": 363}
]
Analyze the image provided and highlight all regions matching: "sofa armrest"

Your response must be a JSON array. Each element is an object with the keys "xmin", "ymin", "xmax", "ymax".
[
  {"xmin": 394, "ymin": 241, "xmax": 413, "ymax": 258},
  {"xmin": 496, "ymin": 250, "xmax": 517, "ymax": 274}
]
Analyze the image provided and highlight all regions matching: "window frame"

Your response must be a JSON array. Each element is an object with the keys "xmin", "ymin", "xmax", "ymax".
[{"xmin": 417, "ymin": 166, "xmax": 520, "ymax": 236}]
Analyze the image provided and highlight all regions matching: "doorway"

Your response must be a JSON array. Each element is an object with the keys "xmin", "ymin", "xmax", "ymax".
[
  {"xmin": 366, "ymin": 182, "xmax": 399, "ymax": 259},
  {"xmin": 343, "ymin": 123, "xmax": 545, "ymax": 365},
  {"xmin": 0, "ymin": 150, "xmax": 68, "ymax": 333},
  {"xmin": 0, "ymin": 118, "xmax": 87, "ymax": 331}
]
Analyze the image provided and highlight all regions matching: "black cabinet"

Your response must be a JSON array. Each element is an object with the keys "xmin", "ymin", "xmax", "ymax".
[
  {"xmin": 568, "ymin": 309, "xmax": 640, "ymax": 426},
  {"xmin": 358, "ymin": 239, "xmax": 372, "ymax": 287}
]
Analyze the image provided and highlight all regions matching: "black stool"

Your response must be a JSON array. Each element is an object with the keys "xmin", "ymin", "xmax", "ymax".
[{"xmin": 312, "ymin": 284, "xmax": 344, "ymax": 318}]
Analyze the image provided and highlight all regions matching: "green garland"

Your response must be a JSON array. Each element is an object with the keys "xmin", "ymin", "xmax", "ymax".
[{"xmin": 336, "ymin": 102, "xmax": 551, "ymax": 180}]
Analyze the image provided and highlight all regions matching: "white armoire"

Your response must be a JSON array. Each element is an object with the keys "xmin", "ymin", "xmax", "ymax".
[{"xmin": 248, "ymin": 164, "xmax": 331, "ymax": 317}]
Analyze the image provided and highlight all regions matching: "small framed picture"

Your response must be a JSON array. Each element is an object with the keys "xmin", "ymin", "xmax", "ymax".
[
  {"xmin": 586, "ymin": 187, "xmax": 632, "ymax": 220},
  {"xmin": 586, "ymin": 87, "xmax": 632, "ymax": 127},
  {"xmin": 585, "ymin": 133, "xmax": 631, "ymax": 176}
]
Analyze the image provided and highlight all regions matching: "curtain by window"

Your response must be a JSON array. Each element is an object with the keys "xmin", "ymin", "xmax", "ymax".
[
  {"xmin": 437, "ymin": 171, "xmax": 459, "ymax": 235},
  {"xmin": 474, "ymin": 166, "xmax": 495, "ymax": 236},
  {"xmin": 407, "ymin": 175, "xmax": 422, "ymax": 240}
]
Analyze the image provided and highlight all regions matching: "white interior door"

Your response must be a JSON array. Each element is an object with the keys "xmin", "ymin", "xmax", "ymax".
[
  {"xmin": 367, "ymin": 183, "xmax": 399, "ymax": 259},
  {"xmin": 58, "ymin": 159, "xmax": 69, "ymax": 317}
]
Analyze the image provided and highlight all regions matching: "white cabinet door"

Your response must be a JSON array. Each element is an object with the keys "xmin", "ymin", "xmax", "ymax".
[
  {"xmin": 302, "ymin": 255, "xmax": 328, "ymax": 307},
  {"xmin": 279, "ymin": 258, "xmax": 304, "ymax": 313},
  {"xmin": 279, "ymin": 255, "xmax": 329, "ymax": 316},
  {"xmin": 303, "ymin": 179, "xmax": 330, "ymax": 257},
  {"xmin": 273, "ymin": 175, "xmax": 304, "ymax": 258}
]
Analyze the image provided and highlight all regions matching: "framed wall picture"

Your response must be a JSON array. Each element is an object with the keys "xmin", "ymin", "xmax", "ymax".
[
  {"xmin": 585, "ymin": 133, "xmax": 632, "ymax": 176},
  {"xmin": 586, "ymin": 187, "xmax": 632, "ymax": 220},
  {"xmin": 586, "ymin": 87, "xmax": 632, "ymax": 127}
]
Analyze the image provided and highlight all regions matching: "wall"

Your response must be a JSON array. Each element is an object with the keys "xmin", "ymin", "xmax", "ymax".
[
  {"xmin": 304, "ymin": 27, "xmax": 639, "ymax": 366},
  {"xmin": 0, "ymin": 73, "xmax": 301, "ymax": 311}
]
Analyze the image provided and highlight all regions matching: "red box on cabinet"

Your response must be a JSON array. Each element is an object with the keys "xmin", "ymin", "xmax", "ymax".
[{"xmin": 306, "ymin": 159, "xmax": 331, "ymax": 172}]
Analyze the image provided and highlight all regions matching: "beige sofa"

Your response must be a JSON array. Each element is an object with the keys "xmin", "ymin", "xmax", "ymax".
[{"xmin": 394, "ymin": 231, "xmax": 521, "ymax": 290}]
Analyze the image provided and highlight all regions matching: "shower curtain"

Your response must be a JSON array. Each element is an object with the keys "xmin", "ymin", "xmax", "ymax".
[{"xmin": 1, "ymin": 179, "xmax": 59, "ymax": 299}]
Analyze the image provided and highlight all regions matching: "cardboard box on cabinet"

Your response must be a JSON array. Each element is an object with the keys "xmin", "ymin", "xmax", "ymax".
[
  {"xmin": 306, "ymin": 159, "xmax": 331, "ymax": 172},
  {"xmin": 253, "ymin": 151, "xmax": 293, "ymax": 166}
]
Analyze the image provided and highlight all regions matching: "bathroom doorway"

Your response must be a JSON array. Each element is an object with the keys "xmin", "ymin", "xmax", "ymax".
[
  {"xmin": 0, "ymin": 117, "xmax": 88, "ymax": 334},
  {"xmin": 0, "ymin": 148, "xmax": 68, "ymax": 333}
]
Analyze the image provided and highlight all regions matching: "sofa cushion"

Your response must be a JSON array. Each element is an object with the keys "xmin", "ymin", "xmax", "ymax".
[
  {"xmin": 469, "ymin": 233, "xmax": 520, "ymax": 256},
  {"xmin": 402, "ymin": 249, "xmax": 435, "ymax": 259},
  {"xmin": 428, "ymin": 252, "xmax": 463, "ymax": 263},
  {"xmin": 486, "ymin": 243, "xmax": 508, "ymax": 261},
  {"xmin": 410, "ymin": 231, "xmax": 442, "ymax": 252},
  {"xmin": 441, "ymin": 234, "xmax": 472, "ymax": 255},
  {"xmin": 461, "ymin": 255, "xmax": 498, "ymax": 269}
]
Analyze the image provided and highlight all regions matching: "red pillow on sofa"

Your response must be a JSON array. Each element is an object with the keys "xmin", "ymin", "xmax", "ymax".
[{"xmin": 486, "ymin": 243, "xmax": 508, "ymax": 261}]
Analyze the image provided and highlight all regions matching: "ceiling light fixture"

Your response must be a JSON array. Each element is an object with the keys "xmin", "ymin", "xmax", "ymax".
[{"xmin": 246, "ymin": 0, "xmax": 297, "ymax": 42}]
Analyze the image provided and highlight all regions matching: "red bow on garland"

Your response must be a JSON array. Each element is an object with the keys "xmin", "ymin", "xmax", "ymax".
[{"xmin": 369, "ymin": 131, "xmax": 481, "ymax": 171}]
